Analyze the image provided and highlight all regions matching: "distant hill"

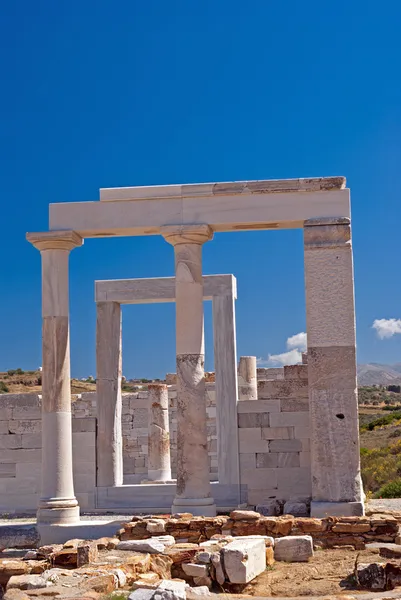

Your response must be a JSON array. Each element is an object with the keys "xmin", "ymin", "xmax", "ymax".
[{"xmin": 357, "ymin": 363, "xmax": 401, "ymax": 386}]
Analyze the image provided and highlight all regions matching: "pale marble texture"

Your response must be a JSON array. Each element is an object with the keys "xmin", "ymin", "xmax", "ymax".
[
  {"xmin": 304, "ymin": 218, "xmax": 363, "ymax": 510},
  {"xmin": 238, "ymin": 356, "xmax": 258, "ymax": 400},
  {"xmin": 49, "ymin": 185, "xmax": 350, "ymax": 237},
  {"xmin": 147, "ymin": 384, "xmax": 171, "ymax": 482},
  {"xmin": 96, "ymin": 302, "xmax": 123, "ymax": 487},
  {"xmin": 26, "ymin": 232, "xmax": 82, "ymax": 525},
  {"xmin": 162, "ymin": 225, "xmax": 216, "ymax": 515},
  {"xmin": 212, "ymin": 294, "xmax": 240, "ymax": 489}
]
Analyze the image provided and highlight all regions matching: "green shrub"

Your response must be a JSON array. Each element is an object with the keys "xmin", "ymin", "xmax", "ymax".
[
  {"xmin": 360, "ymin": 412, "xmax": 401, "ymax": 432},
  {"xmin": 374, "ymin": 479, "xmax": 401, "ymax": 498},
  {"xmin": 389, "ymin": 429, "xmax": 401, "ymax": 438},
  {"xmin": 0, "ymin": 381, "xmax": 9, "ymax": 394}
]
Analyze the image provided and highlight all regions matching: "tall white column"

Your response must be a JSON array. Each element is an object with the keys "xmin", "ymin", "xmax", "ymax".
[
  {"xmin": 96, "ymin": 301, "xmax": 123, "ymax": 487},
  {"xmin": 304, "ymin": 217, "xmax": 364, "ymax": 517},
  {"xmin": 147, "ymin": 383, "xmax": 171, "ymax": 481},
  {"xmin": 162, "ymin": 225, "xmax": 216, "ymax": 516},
  {"xmin": 27, "ymin": 231, "xmax": 82, "ymax": 525},
  {"xmin": 212, "ymin": 281, "xmax": 240, "ymax": 490},
  {"xmin": 238, "ymin": 356, "xmax": 258, "ymax": 400}
]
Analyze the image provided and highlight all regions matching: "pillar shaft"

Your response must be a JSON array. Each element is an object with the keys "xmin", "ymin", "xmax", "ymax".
[
  {"xmin": 238, "ymin": 356, "xmax": 258, "ymax": 400},
  {"xmin": 162, "ymin": 225, "xmax": 216, "ymax": 516},
  {"xmin": 96, "ymin": 301, "xmax": 123, "ymax": 487},
  {"xmin": 26, "ymin": 231, "xmax": 82, "ymax": 525},
  {"xmin": 212, "ymin": 290, "xmax": 240, "ymax": 490},
  {"xmin": 148, "ymin": 384, "xmax": 171, "ymax": 481},
  {"xmin": 304, "ymin": 217, "xmax": 364, "ymax": 517}
]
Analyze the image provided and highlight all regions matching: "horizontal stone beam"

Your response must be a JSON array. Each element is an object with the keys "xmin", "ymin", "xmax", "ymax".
[
  {"xmin": 95, "ymin": 274, "xmax": 237, "ymax": 304},
  {"xmin": 49, "ymin": 178, "xmax": 350, "ymax": 238}
]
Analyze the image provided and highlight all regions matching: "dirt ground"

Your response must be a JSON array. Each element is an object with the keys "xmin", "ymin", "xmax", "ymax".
[{"xmin": 237, "ymin": 547, "xmax": 388, "ymax": 598}]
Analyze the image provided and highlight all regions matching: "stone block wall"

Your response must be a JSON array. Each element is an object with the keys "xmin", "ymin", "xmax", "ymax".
[
  {"xmin": 0, "ymin": 393, "xmax": 96, "ymax": 513},
  {"xmin": 238, "ymin": 365, "xmax": 311, "ymax": 506}
]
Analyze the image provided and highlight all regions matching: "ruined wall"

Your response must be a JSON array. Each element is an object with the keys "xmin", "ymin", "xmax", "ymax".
[
  {"xmin": 0, "ymin": 393, "xmax": 96, "ymax": 513},
  {"xmin": 239, "ymin": 364, "xmax": 311, "ymax": 506}
]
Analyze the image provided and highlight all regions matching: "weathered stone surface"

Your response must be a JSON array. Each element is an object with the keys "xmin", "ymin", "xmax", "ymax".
[
  {"xmin": 150, "ymin": 554, "xmax": 173, "ymax": 580},
  {"xmin": 356, "ymin": 563, "xmax": 386, "ymax": 590},
  {"xmin": 117, "ymin": 536, "xmax": 174, "ymax": 554},
  {"xmin": 221, "ymin": 538, "xmax": 266, "ymax": 584},
  {"xmin": 192, "ymin": 576, "xmax": 212, "ymax": 588},
  {"xmin": 6, "ymin": 575, "xmax": 47, "ymax": 590},
  {"xmin": 154, "ymin": 578, "xmax": 186, "ymax": 600},
  {"xmin": 95, "ymin": 537, "xmax": 119, "ymax": 550},
  {"xmin": 129, "ymin": 590, "xmax": 157, "ymax": 600},
  {"xmin": 82, "ymin": 574, "xmax": 117, "ymax": 593},
  {"xmin": 52, "ymin": 548, "xmax": 77, "ymax": 567},
  {"xmin": 186, "ymin": 585, "xmax": 211, "ymax": 596},
  {"xmin": 182, "ymin": 563, "xmax": 208, "ymax": 577},
  {"xmin": 256, "ymin": 501, "xmax": 280, "ymax": 516},
  {"xmin": 147, "ymin": 520, "xmax": 166, "ymax": 534},
  {"xmin": 0, "ymin": 526, "xmax": 40, "ymax": 551},
  {"xmin": 77, "ymin": 541, "xmax": 98, "ymax": 567},
  {"xmin": 132, "ymin": 572, "xmax": 161, "ymax": 590},
  {"xmin": 3, "ymin": 590, "xmax": 30, "ymax": 600},
  {"xmin": 283, "ymin": 501, "xmax": 308, "ymax": 517},
  {"xmin": 230, "ymin": 510, "xmax": 260, "ymax": 521},
  {"xmin": 63, "ymin": 538, "xmax": 81, "ymax": 549},
  {"xmin": 0, "ymin": 561, "xmax": 30, "ymax": 587},
  {"xmin": 165, "ymin": 544, "xmax": 200, "ymax": 565},
  {"xmin": 274, "ymin": 535, "xmax": 313, "ymax": 562}
]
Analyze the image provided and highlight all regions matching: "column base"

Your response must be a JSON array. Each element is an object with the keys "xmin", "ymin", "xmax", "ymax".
[
  {"xmin": 172, "ymin": 497, "xmax": 217, "ymax": 517},
  {"xmin": 310, "ymin": 501, "xmax": 364, "ymax": 518},
  {"xmin": 37, "ymin": 500, "xmax": 80, "ymax": 525},
  {"xmin": 148, "ymin": 469, "xmax": 172, "ymax": 482}
]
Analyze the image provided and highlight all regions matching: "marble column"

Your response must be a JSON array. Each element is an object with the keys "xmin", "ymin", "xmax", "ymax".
[
  {"xmin": 96, "ymin": 301, "xmax": 123, "ymax": 487},
  {"xmin": 238, "ymin": 356, "xmax": 258, "ymax": 400},
  {"xmin": 304, "ymin": 217, "xmax": 364, "ymax": 517},
  {"xmin": 212, "ymin": 284, "xmax": 240, "ymax": 490},
  {"xmin": 161, "ymin": 224, "xmax": 216, "ymax": 516},
  {"xmin": 26, "ymin": 231, "xmax": 82, "ymax": 524},
  {"xmin": 147, "ymin": 384, "xmax": 171, "ymax": 481}
]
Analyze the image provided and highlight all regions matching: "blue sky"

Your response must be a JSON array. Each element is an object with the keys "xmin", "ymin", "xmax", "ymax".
[{"xmin": 1, "ymin": 1, "xmax": 401, "ymax": 378}]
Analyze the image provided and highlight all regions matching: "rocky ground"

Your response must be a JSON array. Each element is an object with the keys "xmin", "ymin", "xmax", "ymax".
[{"xmin": 1, "ymin": 510, "xmax": 401, "ymax": 600}]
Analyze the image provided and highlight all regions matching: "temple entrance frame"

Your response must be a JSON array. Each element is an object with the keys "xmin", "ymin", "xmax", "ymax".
[
  {"xmin": 27, "ymin": 176, "xmax": 363, "ymax": 523},
  {"xmin": 95, "ymin": 274, "xmax": 240, "ymax": 494}
]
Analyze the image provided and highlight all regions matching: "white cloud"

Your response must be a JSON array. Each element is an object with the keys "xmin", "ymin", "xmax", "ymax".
[
  {"xmin": 373, "ymin": 318, "xmax": 401, "ymax": 339},
  {"xmin": 286, "ymin": 332, "xmax": 307, "ymax": 351},
  {"xmin": 267, "ymin": 349, "xmax": 302, "ymax": 366}
]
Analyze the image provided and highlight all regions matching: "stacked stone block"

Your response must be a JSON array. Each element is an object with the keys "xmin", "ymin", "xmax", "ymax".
[
  {"xmin": 238, "ymin": 365, "xmax": 311, "ymax": 506},
  {"xmin": 0, "ymin": 393, "xmax": 96, "ymax": 513}
]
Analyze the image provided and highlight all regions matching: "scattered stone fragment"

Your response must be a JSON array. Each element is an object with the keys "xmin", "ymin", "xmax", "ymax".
[
  {"xmin": 256, "ymin": 501, "xmax": 281, "ymax": 516},
  {"xmin": 283, "ymin": 501, "xmax": 308, "ymax": 517},
  {"xmin": 182, "ymin": 564, "xmax": 208, "ymax": 578},
  {"xmin": 192, "ymin": 576, "xmax": 212, "ymax": 589},
  {"xmin": 3, "ymin": 590, "xmax": 31, "ymax": 600},
  {"xmin": 23, "ymin": 551, "xmax": 37, "ymax": 561},
  {"xmin": 165, "ymin": 544, "xmax": 200, "ymax": 565},
  {"xmin": 129, "ymin": 590, "xmax": 157, "ymax": 600},
  {"xmin": 63, "ymin": 539, "xmax": 81, "ymax": 549},
  {"xmin": 195, "ymin": 552, "xmax": 212, "ymax": 564},
  {"xmin": 210, "ymin": 553, "xmax": 225, "ymax": 586},
  {"xmin": 95, "ymin": 537, "xmax": 118, "ymax": 550},
  {"xmin": 154, "ymin": 578, "xmax": 186, "ymax": 600},
  {"xmin": 356, "ymin": 563, "xmax": 386, "ymax": 590},
  {"xmin": 82, "ymin": 574, "xmax": 117, "ymax": 594},
  {"xmin": 150, "ymin": 554, "xmax": 173, "ymax": 580},
  {"xmin": 52, "ymin": 548, "xmax": 78, "ymax": 567},
  {"xmin": 0, "ymin": 561, "xmax": 30, "ymax": 587},
  {"xmin": 236, "ymin": 534, "xmax": 274, "ymax": 547},
  {"xmin": 117, "ymin": 537, "xmax": 173, "ymax": 554},
  {"xmin": 229, "ymin": 510, "xmax": 260, "ymax": 521},
  {"xmin": 77, "ymin": 541, "xmax": 98, "ymax": 567},
  {"xmin": 132, "ymin": 572, "xmax": 161, "ymax": 590},
  {"xmin": 186, "ymin": 585, "xmax": 210, "ymax": 596},
  {"xmin": 221, "ymin": 538, "xmax": 266, "ymax": 584},
  {"xmin": 274, "ymin": 535, "xmax": 313, "ymax": 562},
  {"xmin": 147, "ymin": 520, "xmax": 166, "ymax": 534},
  {"xmin": 6, "ymin": 574, "xmax": 47, "ymax": 590}
]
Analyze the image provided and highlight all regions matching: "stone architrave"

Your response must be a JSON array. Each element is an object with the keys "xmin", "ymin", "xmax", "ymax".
[
  {"xmin": 304, "ymin": 217, "xmax": 364, "ymax": 517},
  {"xmin": 147, "ymin": 383, "xmax": 171, "ymax": 481},
  {"xmin": 94, "ymin": 273, "xmax": 240, "ymax": 495},
  {"xmin": 96, "ymin": 301, "xmax": 123, "ymax": 487},
  {"xmin": 26, "ymin": 231, "xmax": 83, "ymax": 525},
  {"xmin": 162, "ymin": 224, "xmax": 217, "ymax": 516},
  {"xmin": 238, "ymin": 356, "xmax": 258, "ymax": 400}
]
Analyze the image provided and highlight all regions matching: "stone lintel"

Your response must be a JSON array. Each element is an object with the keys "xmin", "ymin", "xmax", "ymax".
[
  {"xmin": 161, "ymin": 224, "xmax": 213, "ymax": 246},
  {"xmin": 27, "ymin": 230, "xmax": 83, "ymax": 252},
  {"xmin": 100, "ymin": 176, "xmax": 346, "ymax": 201},
  {"xmin": 304, "ymin": 218, "xmax": 351, "ymax": 249}
]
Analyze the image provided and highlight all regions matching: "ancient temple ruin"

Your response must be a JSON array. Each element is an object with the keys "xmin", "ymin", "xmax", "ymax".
[{"xmin": 17, "ymin": 176, "xmax": 363, "ymax": 537}]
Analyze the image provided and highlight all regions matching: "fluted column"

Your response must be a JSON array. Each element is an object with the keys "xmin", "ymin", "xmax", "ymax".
[
  {"xmin": 162, "ymin": 225, "xmax": 216, "ymax": 516},
  {"xmin": 304, "ymin": 217, "xmax": 364, "ymax": 517},
  {"xmin": 27, "ymin": 231, "xmax": 83, "ymax": 524}
]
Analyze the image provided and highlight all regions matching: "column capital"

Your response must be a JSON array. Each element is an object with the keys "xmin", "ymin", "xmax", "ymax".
[
  {"xmin": 304, "ymin": 217, "xmax": 351, "ymax": 249},
  {"xmin": 161, "ymin": 224, "xmax": 213, "ymax": 246},
  {"xmin": 26, "ymin": 230, "xmax": 83, "ymax": 252}
]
